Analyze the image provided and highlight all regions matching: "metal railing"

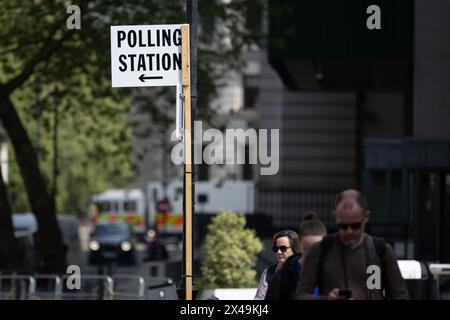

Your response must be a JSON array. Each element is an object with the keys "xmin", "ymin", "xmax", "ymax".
[
  {"xmin": 0, "ymin": 274, "xmax": 36, "ymax": 300},
  {"xmin": 0, "ymin": 273, "xmax": 177, "ymax": 300},
  {"xmin": 109, "ymin": 274, "xmax": 177, "ymax": 300},
  {"xmin": 59, "ymin": 274, "xmax": 114, "ymax": 300},
  {"xmin": 31, "ymin": 275, "xmax": 62, "ymax": 300},
  {"xmin": 256, "ymin": 185, "xmax": 341, "ymax": 229}
]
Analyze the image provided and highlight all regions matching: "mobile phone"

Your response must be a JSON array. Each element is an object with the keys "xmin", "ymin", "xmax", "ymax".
[{"xmin": 338, "ymin": 288, "xmax": 352, "ymax": 299}]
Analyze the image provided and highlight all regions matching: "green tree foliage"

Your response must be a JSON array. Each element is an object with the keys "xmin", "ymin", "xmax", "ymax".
[
  {"xmin": 7, "ymin": 72, "xmax": 134, "ymax": 217},
  {"xmin": 199, "ymin": 211, "xmax": 263, "ymax": 289},
  {"xmin": 0, "ymin": 0, "xmax": 262, "ymax": 272},
  {"xmin": 1, "ymin": 0, "xmax": 262, "ymax": 216}
]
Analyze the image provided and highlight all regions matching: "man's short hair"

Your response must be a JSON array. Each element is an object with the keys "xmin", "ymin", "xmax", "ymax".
[{"xmin": 334, "ymin": 190, "xmax": 368, "ymax": 211}]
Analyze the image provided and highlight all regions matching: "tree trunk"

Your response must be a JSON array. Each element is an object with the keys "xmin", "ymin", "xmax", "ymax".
[
  {"xmin": 0, "ymin": 164, "xmax": 20, "ymax": 272},
  {"xmin": 0, "ymin": 95, "xmax": 66, "ymax": 274}
]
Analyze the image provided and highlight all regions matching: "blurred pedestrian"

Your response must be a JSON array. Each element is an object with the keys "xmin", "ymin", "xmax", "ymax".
[
  {"xmin": 295, "ymin": 189, "xmax": 409, "ymax": 300},
  {"xmin": 254, "ymin": 230, "xmax": 300, "ymax": 300},
  {"xmin": 265, "ymin": 212, "xmax": 326, "ymax": 300}
]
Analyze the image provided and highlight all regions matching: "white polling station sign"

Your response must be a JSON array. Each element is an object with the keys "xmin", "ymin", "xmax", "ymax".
[{"xmin": 111, "ymin": 24, "xmax": 182, "ymax": 87}]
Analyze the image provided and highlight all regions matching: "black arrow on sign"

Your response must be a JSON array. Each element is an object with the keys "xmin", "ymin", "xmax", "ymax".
[{"xmin": 139, "ymin": 74, "xmax": 163, "ymax": 82}]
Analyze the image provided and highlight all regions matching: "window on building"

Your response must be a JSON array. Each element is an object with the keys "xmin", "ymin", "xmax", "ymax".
[
  {"xmin": 244, "ymin": 76, "xmax": 259, "ymax": 109},
  {"xmin": 197, "ymin": 144, "xmax": 209, "ymax": 181}
]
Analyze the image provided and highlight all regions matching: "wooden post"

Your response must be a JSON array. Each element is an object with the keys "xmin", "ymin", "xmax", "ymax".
[{"xmin": 181, "ymin": 23, "xmax": 192, "ymax": 300}]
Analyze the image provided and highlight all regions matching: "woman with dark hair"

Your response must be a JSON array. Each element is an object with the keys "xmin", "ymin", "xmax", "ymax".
[
  {"xmin": 254, "ymin": 230, "xmax": 300, "ymax": 300},
  {"xmin": 265, "ymin": 212, "xmax": 327, "ymax": 300}
]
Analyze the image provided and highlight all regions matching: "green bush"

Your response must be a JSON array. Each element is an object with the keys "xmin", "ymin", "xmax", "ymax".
[{"xmin": 198, "ymin": 211, "xmax": 263, "ymax": 289}]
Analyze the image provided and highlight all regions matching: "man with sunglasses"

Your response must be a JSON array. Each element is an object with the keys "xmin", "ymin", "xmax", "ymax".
[{"xmin": 294, "ymin": 189, "xmax": 409, "ymax": 300}]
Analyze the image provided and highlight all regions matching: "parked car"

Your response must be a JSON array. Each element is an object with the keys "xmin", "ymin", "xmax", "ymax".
[
  {"xmin": 88, "ymin": 221, "xmax": 136, "ymax": 266},
  {"xmin": 57, "ymin": 214, "xmax": 81, "ymax": 266},
  {"xmin": 12, "ymin": 213, "xmax": 82, "ymax": 267},
  {"xmin": 11, "ymin": 213, "xmax": 38, "ymax": 273}
]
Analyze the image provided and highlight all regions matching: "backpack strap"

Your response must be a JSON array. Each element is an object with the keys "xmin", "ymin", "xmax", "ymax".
[
  {"xmin": 317, "ymin": 234, "xmax": 335, "ymax": 295},
  {"xmin": 373, "ymin": 236, "xmax": 387, "ymax": 264},
  {"xmin": 372, "ymin": 236, "xmax": 388, "ymax": 298},
  {"xmin": 317, "ymin": 235, "xmax": 389, "ymax": 297}
]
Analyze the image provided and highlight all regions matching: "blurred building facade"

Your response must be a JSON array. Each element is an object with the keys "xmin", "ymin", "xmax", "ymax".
[
  {"xmin": 130, "ymin": 71, "xmax": 258, "ymax": 191},
  {"xmin": 258, "ymin": 0, "xmax": 450, "ymax": 262}
]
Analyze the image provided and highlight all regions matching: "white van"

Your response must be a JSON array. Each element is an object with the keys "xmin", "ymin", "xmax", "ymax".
[
  {"xmin": 88, "ymin": 189, "xmax": 146, "ymax": 235},
  {"xmin": 147, "ymin": 180, "xmax": 255, "ymax": 235}
]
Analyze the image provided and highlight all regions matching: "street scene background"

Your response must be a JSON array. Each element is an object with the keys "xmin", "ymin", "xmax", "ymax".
[{"xmin": 1, "ymin": 0, "xmax": 450, "ymax": 300}]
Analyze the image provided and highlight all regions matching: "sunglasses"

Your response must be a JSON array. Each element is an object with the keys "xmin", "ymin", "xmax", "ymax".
[
  {"xmin": 272, "ymin": 245, "xmax": 291, "ymax": 253},
  {"xmin": 337, "ymin": 221, "xmax": 364, "ymax": 231}
]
